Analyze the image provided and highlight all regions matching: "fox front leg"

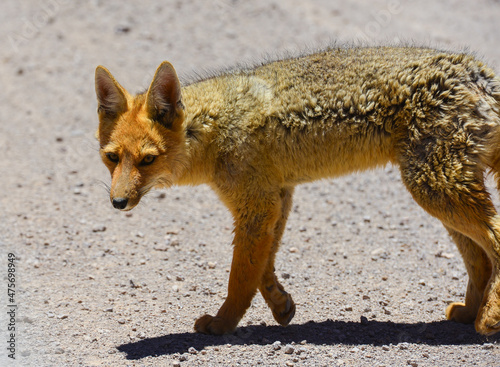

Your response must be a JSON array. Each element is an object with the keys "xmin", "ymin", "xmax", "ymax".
[{"xmin": 194, "ymin": 193, "xmax": 282, "ymax": 335}]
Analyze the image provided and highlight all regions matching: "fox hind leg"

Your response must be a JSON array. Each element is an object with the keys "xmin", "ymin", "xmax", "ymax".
[
  {"xmin": 400, "ymin": 154, "xmax": 500, "ymax": 335},
  {"xmin": 444, "ymin": 226, "xmax": 492, "ymax": 324}
]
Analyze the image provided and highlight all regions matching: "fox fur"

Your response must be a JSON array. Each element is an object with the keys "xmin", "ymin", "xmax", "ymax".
[{"xmin": 95, "ymin": 46, "xmax": 500, "ymax": 335}]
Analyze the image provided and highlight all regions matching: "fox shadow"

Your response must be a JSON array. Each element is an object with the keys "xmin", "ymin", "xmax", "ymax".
[{"xmin": 117, "ymin": 319, "xmax": 498, "ymax": 360}]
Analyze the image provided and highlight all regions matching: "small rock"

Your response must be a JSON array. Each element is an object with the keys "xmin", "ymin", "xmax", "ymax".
[
  {"xmin": 382, "ymin": 345, "xmax": 390, "ymax": 351},
  {"xmin": 117, "ymin": 318, "xmax": 126, "ymax": 324},
  {"xmin": 92, "ymin": 225, "xmax": 106, "ymax": 233},
  {"xmin": 115, "ymin": 25, "xmax": 131, "ymax": 33},
  {"xmin": 483, "ymin": 343, "xmax": 495, "ymax": 350},
  {"xmin": 407, "ymin": 361, "xmax": 418, "ymax": 367},
  {"xmin": 179, "ymin": 354, "xmax": 188, "ymax": 361},
  {"xmin": 350, "ymin": 347, "xmax": 360, "ymax": 353},
  {"xmin": 282, "ymin": 273, "xmax": 291, "ymax": 279},
  {"xmin": 360, "ymin": 316, "xmax": 369, "ymax": 325},
  {"xmin": 54, "ymin": 347, "xmax": 65, "ymax": 354},
  {"xmin": 207, "ymin": 262, "xmax": 217, "ymax": 269},
  {"xmin": 296, "ymin": 347, "xmax": 306, "ymax": 355},
  {"xmin": 57, "ymin": 314, "xmax": 68, "ymax": 319},
  {"xmin": 289, "ymin": 247, "xmax": 299, "ymax": 253},
  {"xmin": 272, "ymin": 341, "xmax": 282, "ymax": 350},
  {"xmin": 188, "ymin": 347, "xmax": 198, "ymax": 354},
  {"xmin": 399, "ymin": 342, "xmax": 409, "ymax": 350},
  {"xmin": 284, "ymin": 344, "xmax": 295, "ymax": 354},
  {"xmin": 435, "ymin": 251, "xmax": 454, "ymax": 259},
  {"xmin": 176, "ymin": 276, "xmax": 185, "ymax": 281}
]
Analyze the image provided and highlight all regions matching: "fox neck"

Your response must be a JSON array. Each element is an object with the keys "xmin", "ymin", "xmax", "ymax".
[{"xmin": 174, "ymin": 81, "xmax": 223, "ymax": 187}]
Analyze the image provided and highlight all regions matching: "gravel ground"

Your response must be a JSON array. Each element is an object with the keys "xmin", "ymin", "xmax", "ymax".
[{"xmin": 1, "ymin": 1, "xmax": 500, "ymax": 366}]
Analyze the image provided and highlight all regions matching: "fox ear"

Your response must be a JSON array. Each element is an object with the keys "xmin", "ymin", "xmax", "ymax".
[
  {"xmin": 146, "ymin": 61, "xmax": 184, "ymax": 130},
  {"xmin": 95, "ymin": 66, "xmax": 128, "ymax": 117}
]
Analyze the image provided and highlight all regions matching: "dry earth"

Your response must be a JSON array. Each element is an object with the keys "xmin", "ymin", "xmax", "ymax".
[{"xmin": 1, "ymin": 0, "xmax": 500, "ymax": 366}]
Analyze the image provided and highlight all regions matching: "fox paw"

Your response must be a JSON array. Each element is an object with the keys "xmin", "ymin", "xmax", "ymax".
[
  {"xmin": 446, "ymin": 302, "xmax": 476, "ymax": 324},
  {"xmin": 475, "ymin": 302, "xmax": 500, "ymax": 336},
  {"xmin": 194, "ymin": 314, "xmax": 237, "ymax": 335},
  {"xmin": 271, "ymin": 293, "xmax": 296, "ymax": 326}
]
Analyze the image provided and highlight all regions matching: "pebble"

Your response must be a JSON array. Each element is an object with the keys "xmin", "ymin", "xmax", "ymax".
[
  {"xmin": 482, "ymin": 343, "xmax": 495, "ymax": 350},
  {"xmin": 435, "ymin": 251, "xmax": 454, "ymax": 259},
  {"xmin": 289, "ymin": 247, "xmax": 299, "ymax": 253},
  {"xmin": 92, "ymin": 225, "xmax": 106, "ymax": 233},
  {"xmin": 272, "ymin": 341, "xmax": 282, "ymax": 350},
  {"xmin": 117, "ymin": 318, "xmax": 126, "ymax": 324},
  {"xmin": 207, "ymin": 262, "xmax": 217, "ymax": 269},
  {"xmin": 284, "ymin": 344, "xmax": 295, "ymax": 354},
  {"xmin": 188, "ymin": 347, "xmax": 198, "ymax": 354},
  {"xmin": 399, "ymin": 342, "xmax": 409, "ymax": 350}
]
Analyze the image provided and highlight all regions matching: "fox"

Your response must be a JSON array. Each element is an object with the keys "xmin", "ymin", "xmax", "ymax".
[{"xmin": 95, "ymin": 46, "xmax": 500, "ymax": 336}]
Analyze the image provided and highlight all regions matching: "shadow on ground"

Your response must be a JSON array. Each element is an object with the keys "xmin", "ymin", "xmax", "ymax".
[{"xmin": 117, "ymin": 319, "xmax": 498, "ymax": 359}]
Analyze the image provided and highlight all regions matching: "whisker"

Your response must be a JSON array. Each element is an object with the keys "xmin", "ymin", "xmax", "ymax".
[{"xmin": 91, "ymin": 179, "xmax": 111, "ymax": 194}]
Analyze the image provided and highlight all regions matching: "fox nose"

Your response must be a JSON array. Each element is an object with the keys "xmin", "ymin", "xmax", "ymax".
[{"xmin": 112, "ymin": 197, "xmax": 128, "ymax": 210}]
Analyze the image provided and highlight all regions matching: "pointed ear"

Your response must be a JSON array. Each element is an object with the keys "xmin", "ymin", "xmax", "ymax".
[
  {"xmin": 95, "ymin": 66, "xmax": 129, "ymax": 118},
  {"xmin": 146, "ymin": 61, "xmax": 184, "ymax": 130}
]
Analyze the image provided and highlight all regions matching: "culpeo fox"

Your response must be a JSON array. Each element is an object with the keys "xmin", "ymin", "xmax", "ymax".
[{"xmin": 95, "ymin": 46, "xmax": 500, "ymax": 336}]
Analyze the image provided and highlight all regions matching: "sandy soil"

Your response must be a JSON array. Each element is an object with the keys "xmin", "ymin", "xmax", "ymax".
[{"xmin": 1, "ymin": 0, "xmax": 500, "ymax": 366}]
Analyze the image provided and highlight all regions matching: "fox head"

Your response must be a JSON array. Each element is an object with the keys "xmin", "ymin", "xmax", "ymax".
[{"xmin": 95, "ymin": 62, "xmax": 186, "ymax": 211}]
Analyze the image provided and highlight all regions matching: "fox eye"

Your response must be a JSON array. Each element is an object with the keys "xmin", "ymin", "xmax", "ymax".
[
  {"xmin": 106, "ymin": 152, "xmax": 119, "ymax": 163},
  {"xmin": 140, "ymin": 155, "xmax": 156, "ymax": 166}
]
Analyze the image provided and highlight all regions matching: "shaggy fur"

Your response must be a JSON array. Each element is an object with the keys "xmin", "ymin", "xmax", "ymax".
[{"xmin": 95, "ymin": 46, "xmax": 500, "ymax": 335}]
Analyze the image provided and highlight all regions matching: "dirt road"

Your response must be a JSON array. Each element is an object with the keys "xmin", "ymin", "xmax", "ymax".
[{"xmin": 1, "ymin": 1, "xmax": 500, "ymax": 366}]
